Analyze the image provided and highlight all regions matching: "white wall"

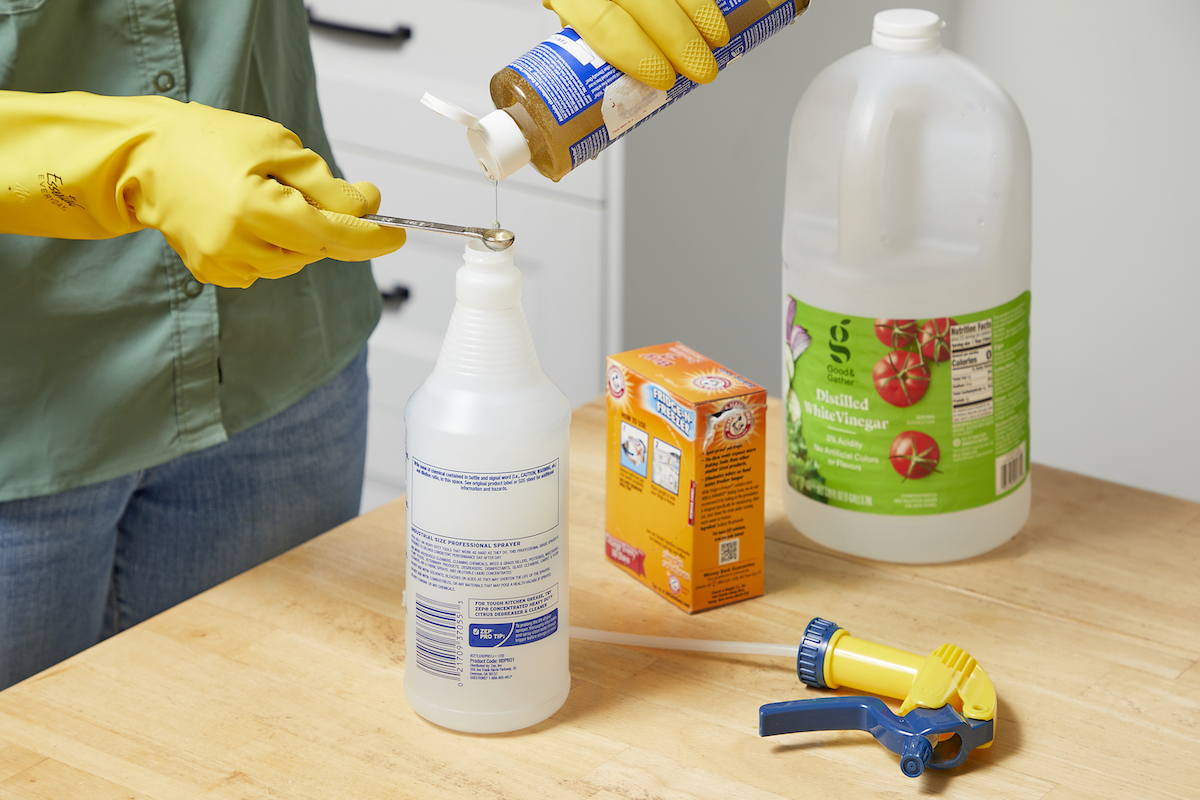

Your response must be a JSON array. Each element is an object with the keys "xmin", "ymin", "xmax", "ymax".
[
  {"xmin": 623, "ymin": 1, "xmax": 1200, "ymax": 502},
  {"xmin": 951, "ymin": 0, "xmax": 1200, "ymax": 502},
  {"xmin": 623, "ymin": 1, "xmax": 954, "ymax": 390}
]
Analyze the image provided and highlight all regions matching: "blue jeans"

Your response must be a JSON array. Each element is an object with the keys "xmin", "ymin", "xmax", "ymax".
[{"xmin": 0, "ymin": 348, "xmax": 368, "ymax": 690}]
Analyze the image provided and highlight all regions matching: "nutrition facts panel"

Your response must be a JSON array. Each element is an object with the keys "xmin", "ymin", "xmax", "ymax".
[{"xmin": 950, "ymin": 319, "xmax": 995, "ymax": 423}]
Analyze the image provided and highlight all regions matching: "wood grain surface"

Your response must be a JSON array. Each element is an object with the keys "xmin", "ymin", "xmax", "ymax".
[{"xmin": 1, "ymin": 397, "xmax": 1197, "ymax": 799}]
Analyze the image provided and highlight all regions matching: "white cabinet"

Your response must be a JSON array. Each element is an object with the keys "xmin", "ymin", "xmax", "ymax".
[{"xmin": 307, "ymin": 1, "xmax": 623, "ymax": 510}]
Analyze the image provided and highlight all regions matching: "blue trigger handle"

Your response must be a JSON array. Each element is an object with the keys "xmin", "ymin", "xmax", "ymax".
[{"xmin": 758, "ymin": 696, "xmax": 994, "ymax": 777}]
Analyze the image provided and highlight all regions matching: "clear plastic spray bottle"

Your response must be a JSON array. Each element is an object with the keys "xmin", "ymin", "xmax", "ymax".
[{"xmin": 404, "ymin": 240, "xmax": 572, "ymax": 733}]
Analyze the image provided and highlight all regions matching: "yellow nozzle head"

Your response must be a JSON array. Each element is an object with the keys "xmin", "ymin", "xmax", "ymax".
[{"xmin": 798, "ymin": 618, "xmax": 996, "ymax": 724}]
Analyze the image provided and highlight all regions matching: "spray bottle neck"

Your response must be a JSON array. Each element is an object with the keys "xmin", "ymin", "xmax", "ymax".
[{"xmin": 434, "ymin": 241, "xmax": 542, "ymax": 382}]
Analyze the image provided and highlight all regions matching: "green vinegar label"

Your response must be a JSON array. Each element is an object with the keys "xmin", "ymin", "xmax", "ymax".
[{"xmin": 784, "ymin": 293, "xmax": 1030, "ymax": 515}]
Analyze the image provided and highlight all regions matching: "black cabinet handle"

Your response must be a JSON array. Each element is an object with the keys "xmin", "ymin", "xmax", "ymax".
[
  {"xmin": 306, "ymin": 8, "xmax": 413, "ymax": 44},
  {"xmin": 381, "ymin": 285, "xmax": 411, "ymax": 309}
]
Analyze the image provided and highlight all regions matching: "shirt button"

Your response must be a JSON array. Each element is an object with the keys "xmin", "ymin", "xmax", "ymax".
[
  {"xmin": 183, "ymin": 279, "xmax": 204, "ymax": 298},
  {"xmin": 154, "ymin": 70, "xmax": 176, "ymax": 92}
]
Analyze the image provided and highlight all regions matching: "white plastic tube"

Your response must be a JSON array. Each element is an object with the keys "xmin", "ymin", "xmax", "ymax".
[{"xmin": 569, "ymin": 626, "xmax": 795, "ymax": 658}]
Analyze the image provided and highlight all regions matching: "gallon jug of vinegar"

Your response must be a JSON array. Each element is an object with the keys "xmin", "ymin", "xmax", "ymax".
[
  {"xmin": 404, "ymin": 240, "xmax": 571, "ymax": 733},
  {"xmin": 782, "ymin": 9, "xmax": 1032, "ymax": 563}
]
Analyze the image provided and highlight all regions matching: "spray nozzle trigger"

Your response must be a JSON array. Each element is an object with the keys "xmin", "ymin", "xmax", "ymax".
[
  {"xmin": 759, "ymin": 618, "xmax": 997, "ymax": 777},
  {"xmin": 759, "ymin": 697, "xmax": 993, "ymax": 777},
  {"xmin": 570, "ymin": 617, "xmax": 996, "ymax": 779}
]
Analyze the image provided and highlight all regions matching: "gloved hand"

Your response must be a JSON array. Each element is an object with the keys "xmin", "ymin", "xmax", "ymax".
[
  {"xmin": 544, "ymin": 0, "xmax": 730, "ymax": 90},
  {"xmin": 0, "ymin": 90, "xmax": 405, "ymax": 288}
]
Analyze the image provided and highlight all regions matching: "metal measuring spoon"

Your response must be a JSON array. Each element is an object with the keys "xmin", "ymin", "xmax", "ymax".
[{"xmin": 361, "ymin": 214, "xmax": 515, "ymax": 251}]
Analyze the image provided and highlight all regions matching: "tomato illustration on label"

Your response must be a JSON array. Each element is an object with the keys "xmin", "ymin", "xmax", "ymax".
[
  {"xmin": 889, "ymin": 431, "xmax": 941, "ymax": 480},
  {"xmin": 919, "ymin": 318, "xmax": 957, "ymax": 362},
  {"xmin": 874, "ymin": 319, "xmax": 919, "ymax": 349},
  {"xmin": 872, "ymin": 350, "xmax": 931, "ymax": 407}
]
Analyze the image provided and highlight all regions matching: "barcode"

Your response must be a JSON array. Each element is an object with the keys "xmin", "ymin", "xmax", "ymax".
[
  {"xmin": 414, "ymin": 594, "xmax": 462, "ymax": 680},
  {"xmin": 718, "ymin": 537, "xmax": 739, "ymax": 566},
  {"xmin": 996, "ymin": 442, "xmax": 1027, "ymax": 494}
]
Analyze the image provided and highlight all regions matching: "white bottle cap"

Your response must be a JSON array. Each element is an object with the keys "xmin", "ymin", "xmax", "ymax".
[
  {"xmin": 872, "ymin": 9, "xmax": 944, "ymax": 52},
  {"xmin": 422, "ymin": 93, "xmax": 532, "ymax": 181}
]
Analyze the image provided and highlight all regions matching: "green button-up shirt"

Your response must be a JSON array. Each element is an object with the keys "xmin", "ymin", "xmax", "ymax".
[{"xmin": 0, "ymin": 0, "xmax": 381, "ymax": 502}]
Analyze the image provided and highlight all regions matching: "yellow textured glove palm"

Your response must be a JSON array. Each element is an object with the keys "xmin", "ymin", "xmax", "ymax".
[
  {"xmin": 0, "ymin": 90, "xmax": 405, "ymax": 288},
  {"xmin": 543, "ymin": 0, "xmax": 731, "ymax": 90}
]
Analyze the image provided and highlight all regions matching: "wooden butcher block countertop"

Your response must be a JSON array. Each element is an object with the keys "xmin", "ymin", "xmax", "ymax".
[{"xmin": 1, "ymin": 397, "xmax": 1197, "ymax": 799}]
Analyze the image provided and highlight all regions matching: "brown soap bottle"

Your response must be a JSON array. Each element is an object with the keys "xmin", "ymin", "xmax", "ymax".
[{"xmin": 425, "ymin": 0, "xmax": 811, "ymax": 182}]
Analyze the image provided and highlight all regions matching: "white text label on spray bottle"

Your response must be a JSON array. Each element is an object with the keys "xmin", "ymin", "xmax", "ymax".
[
  {"xmin": 784, "ymin": 293, "xmax": 1030, "ymax": 514},
  {"xmin": 408, "ymin": 459, "xmax": 564, "ymax": 682}
]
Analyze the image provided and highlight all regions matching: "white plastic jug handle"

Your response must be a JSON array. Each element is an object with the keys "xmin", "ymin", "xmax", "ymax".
[{"xmin": 837, "ymin": 90, "xmax": 899, "ymax": 268}]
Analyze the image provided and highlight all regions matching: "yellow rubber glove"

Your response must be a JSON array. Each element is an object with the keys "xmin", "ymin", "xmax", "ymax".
[
  {"xmin": 544, "ymin": 0, "xmax": 730, "ymax": 90},
  {"xmin": 0, "ymin": 90, "xmax": 405, "ymax": 288}
]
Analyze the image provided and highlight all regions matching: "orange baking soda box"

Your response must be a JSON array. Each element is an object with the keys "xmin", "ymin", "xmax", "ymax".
[{"xmin": 605, "ymin": 342, "xmax": 767, "ymax": 612}]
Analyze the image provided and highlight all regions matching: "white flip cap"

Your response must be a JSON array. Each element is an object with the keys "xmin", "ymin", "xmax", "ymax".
[
  {"xmin": 872, "ymin": 9, "xmax": 944, "ymax": 52},
  {"xmin": 422, "ymin": 93, "xmax": 532, "ymax": 181}
]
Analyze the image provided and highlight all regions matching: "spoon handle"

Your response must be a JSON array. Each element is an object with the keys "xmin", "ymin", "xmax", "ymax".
[{"xmin": 361, "ymin": 214, "xmax": 488, "ymax": 238}]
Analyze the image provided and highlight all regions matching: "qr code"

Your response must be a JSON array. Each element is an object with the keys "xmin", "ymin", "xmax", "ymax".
[{"xmin": 718, "ymin": 537, "xmax": 740, "ymax": 566}]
